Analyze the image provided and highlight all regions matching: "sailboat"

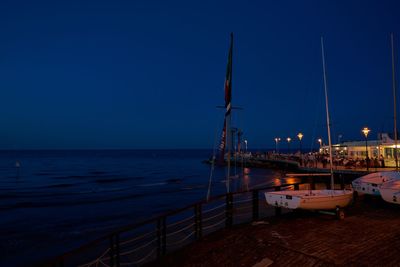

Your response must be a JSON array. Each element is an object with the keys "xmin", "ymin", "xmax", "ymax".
[
  {"xmin": 207, "ymin": 33, "xmax": 234, "ymax": 200},
  {"xmin": 352, "ymin": 171, "xmax": 400, "ymax": 196},
  {"xmin": 380, "ymin": 179, "xmax": 400, "ymax": 204},
  {"xmin": 265, "ymin": 37, "xmax": 353, "ymax": 212},
  {"xmin": 378, "ymin": 33, "xmax": 400, "ymax": 205}
]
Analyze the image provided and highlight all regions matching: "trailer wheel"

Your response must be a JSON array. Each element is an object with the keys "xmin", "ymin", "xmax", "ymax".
[{"xmin": 336, "ymin": 208, "xmax": 345, "ymax": 220}]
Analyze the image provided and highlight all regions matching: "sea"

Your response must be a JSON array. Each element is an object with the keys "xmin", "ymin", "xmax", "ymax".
[{"xmin": 0, "ymin": 149, "xmax": 288, "ymax": 266}]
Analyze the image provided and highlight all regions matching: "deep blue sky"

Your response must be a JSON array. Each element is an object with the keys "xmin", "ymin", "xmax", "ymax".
[{"xmin": 0, "ymin": 0, "xmax": 399, "ymax": 149}]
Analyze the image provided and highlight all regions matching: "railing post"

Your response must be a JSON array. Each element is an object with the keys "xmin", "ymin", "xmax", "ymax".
[
  {"xmin": 156, "ymin": 216, "xmax": 167, "ymax": 257},
  {"xmin": 274, "ymin": 186, "xmax": 282, "ymax": 216},
  {"xmin": 194, "ymin": 204, "xmax": 202, "ymax": 240},
  {"xmin": 309, "ymin": 177, "xmax": 316, "ymax": 190},
  {"xmin": 225, "ymin": 193, "xmax": 233, "ymax": 228},
  {"xmin": 115, "ymin": 234, "xmax": 120, "ymax": 267},
  {"xmin": 252, "ymin": 190, "xmax": 259, "ymax": 221},
  {"xmin": 326, "ymin": 180, "xmax": 331, "ymax": 190},
  {"xmin": 109, "ymin": 235, "xmax": 115, "ymax": 267},
  {"xmin": 340, "ymin": 174, "xmax": 345, "ymax": 189},
  {"xmin": 198, "ymin": 204, "xmax": 202, "ymax": 239},
  {"xmin": 156, "ymin": 219, "xmax": 161, "ymax": 258},
  {"xmin": 194, "ymin": 205, "xmax": 198, "ymax": 239},
  {"xmin": 162, "ymin": 216, "xmax": 167, "ymax": 255}
]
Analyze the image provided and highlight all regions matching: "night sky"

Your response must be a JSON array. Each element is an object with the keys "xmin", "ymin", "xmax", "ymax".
[{"xmin": 1, "ymin": 0, "xmax": 399, "ymax": 150}]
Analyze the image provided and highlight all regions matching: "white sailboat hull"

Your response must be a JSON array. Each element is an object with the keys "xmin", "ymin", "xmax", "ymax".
[
  {"xmin": 265, "ymin": 189, "xmax": 353, "ymax": 210},
  {"xmin": 380, "ymin": 179, "xmax": 400, "ymax": 205},
  {"xmin": 352, "ymin": 171, "xmax": 400, "ymax": 196}
]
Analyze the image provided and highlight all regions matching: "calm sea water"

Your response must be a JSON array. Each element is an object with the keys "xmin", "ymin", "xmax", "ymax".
[{"xmin": 0, "ymin": 149, "xmax": 287, "ymax": 266}]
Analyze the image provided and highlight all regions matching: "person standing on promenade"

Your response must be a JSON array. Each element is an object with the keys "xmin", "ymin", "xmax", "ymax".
[{"xmin": 380, "ymin": 154, "xmax": 385, "ymax": 168}]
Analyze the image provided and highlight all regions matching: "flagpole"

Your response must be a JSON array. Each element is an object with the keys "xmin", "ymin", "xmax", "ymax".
[{"xmin": 226, "ymin": 32, "xmax": 233, "ymax": 193}]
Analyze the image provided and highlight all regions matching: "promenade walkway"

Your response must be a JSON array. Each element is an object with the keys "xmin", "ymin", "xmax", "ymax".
[{"xmin": 148, "ymin": 196, "xmax": 400, "ymax": 266}]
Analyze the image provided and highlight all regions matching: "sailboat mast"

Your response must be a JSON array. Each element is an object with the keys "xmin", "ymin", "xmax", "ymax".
[
  {"xmin": 226, "ymin": 33, "xmax": 233, "ymax": 193},
  {"xmin": 321, "ymin": 37, "xmax": 334, "ymax": 189},
  {"xmin": 391, "ymin": 33, "xmax": 398, "ymax": 171}
]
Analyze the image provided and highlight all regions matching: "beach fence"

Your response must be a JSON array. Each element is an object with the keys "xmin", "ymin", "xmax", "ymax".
[{"xmin": 42, "ymin": 183, "xmax": 300, "ymax": 267}]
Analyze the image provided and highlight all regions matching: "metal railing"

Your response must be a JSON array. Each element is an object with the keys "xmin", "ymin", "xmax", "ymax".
[{"xmin": 41, "ymin": 182, "xmax": 301, "ymax": 267}]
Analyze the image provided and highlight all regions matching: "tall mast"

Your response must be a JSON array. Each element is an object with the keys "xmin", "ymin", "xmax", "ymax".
[
  {"xmin": 391, "ymin": 33, "xmax": 398, "ymax": 171},
  {"xmin": 226, "ymin": 33, "xmax": 233, "ymax": 192},
  {"xmin": 321, "ymin": 37, "xmax": 334, "ymax": 189}
]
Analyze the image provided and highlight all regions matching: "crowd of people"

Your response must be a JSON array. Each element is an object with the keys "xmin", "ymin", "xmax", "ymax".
[{"xmin": 260, "ymin": 151, "xmax": 387, "ymax": 169}]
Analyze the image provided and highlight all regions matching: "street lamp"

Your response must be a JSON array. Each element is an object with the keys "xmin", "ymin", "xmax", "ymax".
[
  {"xmin": 362, "ymin": 127, "xmax": 370, "ymax": 171},
  {"xmin": 274, "ymin": 137, "xmax": 281, "ymax": 153},
  {"xmin": 287, "ymin": 137, "xmax": 291, "ymax": 154},
  {"xmin": 244, "ymin": 140, "xmax": 248, "ymax": 152},
  {"xmin": 297, "ymin": 132, "xmax": 303, "ymax": 153},
  {"xmin": 317, "ymin": 138, "xmax": 322, "ymax": 149}
]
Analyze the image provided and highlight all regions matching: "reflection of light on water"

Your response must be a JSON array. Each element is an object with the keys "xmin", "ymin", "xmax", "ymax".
[
  {"xmin": 271, "ymin": 176, "xmax": 300, "ymax": 187},
  {"xmin": 243, "ymin": 167, "xmax": 251, "ymax": 174},
  {"xmin": 273, "ymin": 178, "xmax": 282, "ymax": 186},
  {"xmin": 285, "ymin": 177, "xmax": 296, "ymax": 184}
]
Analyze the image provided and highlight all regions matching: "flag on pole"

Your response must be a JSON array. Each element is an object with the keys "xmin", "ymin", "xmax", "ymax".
[{"xmin": 217, "ymin": 33, "xmax": 233, "ymax": 165}]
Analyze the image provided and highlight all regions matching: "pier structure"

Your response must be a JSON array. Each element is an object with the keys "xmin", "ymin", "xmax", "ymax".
[
  {"xmin": 40, "ymin": 176, "xmax": 351, "ymax": 267},
  {"xmin": 149, "ymin": 195, "xmax": 400, "ymax": 266}
]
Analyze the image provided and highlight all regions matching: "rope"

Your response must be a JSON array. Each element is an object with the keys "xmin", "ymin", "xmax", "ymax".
[
  {"xmin": 166, "ymin": 223, "xmax": 195, "ymax": 237},
  {"xmin": 166, "ymin": 215, "xmax": 195, "ymax": 228},
  {"xmin": 167, "ymin": 231, "xmax": 195, "ymax": 246},
  {"xmin": 96, "ymin": 259, "xmax": 111, "ymax": 267},
  {"xmin": 202, "ymin": 210, "xmax": 225, "ymax": 222},
  {"xmin": 77, "ymin": 248, "xmax": 110, "ymax": 267},
  {"xmin": 120, "ymin": 230, "xmax": 156, "ymax": 246},
  {"xmin": 202, "ymin": 203, "xmax": 225, "ymax": 214},
  {"xmin": 233, "ymin": 204, "xmax": 252, "ymax": 212},
  {"xmin": 121, "ymin": 247, "xmax": 157, "ymax": 266},
  {"xmin": 233, "ymin": 198, "xmax": 252, "ymax": 204},
  {"xmin": 202, "ymin": 218, "xmax": 225, "ymax": 230},
  {"xmin": 233, "ymin": 211, "xmax": 252, "ymax": 218},
  {"xmin": 119, "ymin": 238, "xmax": 156, "ymax": 256}
]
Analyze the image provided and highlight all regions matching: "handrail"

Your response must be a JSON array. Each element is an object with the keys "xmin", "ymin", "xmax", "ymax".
[{"xmin": 39, "ymin": 182, "xmax": 302, "ymax": 266}]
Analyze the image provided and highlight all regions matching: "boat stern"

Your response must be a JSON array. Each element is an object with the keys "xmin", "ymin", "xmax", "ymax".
[{"xmin": 265, "ymin": 192, "xmax": 301, "ymax": 209}]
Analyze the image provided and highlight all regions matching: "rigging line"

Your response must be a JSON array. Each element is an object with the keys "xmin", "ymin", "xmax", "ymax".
[
  {"xmin": 206, "ymin": 109, "xmax": 225, "ymax": 201},
  {"xmin": 206, "ymin": 128, "xmax": 219, "ymax": 202},
  {"xmin": 311, "ymin": 77, "xmax": 325, "ymax": 152}
]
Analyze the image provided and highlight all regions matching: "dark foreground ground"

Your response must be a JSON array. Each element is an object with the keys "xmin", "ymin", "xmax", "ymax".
[{"xmin": 147, "ymin": 196, "xmax": 400, "ymax": 266}]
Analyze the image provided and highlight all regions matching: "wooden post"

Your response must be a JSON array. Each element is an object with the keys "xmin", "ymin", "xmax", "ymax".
[
  {"xmin": 326, "ymin": 180, "xmax": 331, "ymax": 190},
  {"xmin": 226, "ymin": 193, "xmax": 233, "ymax": 228},
  {"xmin": 194, "ymin": 204, "xmax": 203, "ymax": 240},
  {"xmin": 340, "ymin": 174, "xmax": 345, "ymax": 189},
  {"xmin": 274, "ymin": 186, "xmax": 282, "ymax": 216},
  {"xmin": 156, "ymin": 219, "xmax": 161, "ymax": 258},
  {"xmin": 109, "ymin": 235, "xmax": 115, "ymax": 267},
  {"xmin": 294, "ymin": 183, "xmax": 299, "ymax": 190},
  {"xmin": 252, "ymin": 190, "xmax": 259, "ymax": 221},
  {"xmin": 194, "ymin": 205, "xmax": 198, "ymax": 239},
  {"xmin": 162, "ymin": 217, "xmax": 167, "ymax": 255},
  {"xmin": 115, "ymin": 234, "xmax": 120, "ymax": 267},
  {"xmin": 310, "ymin": 177, "xmax": 316, "ymax": 190},
  {"xmin": 198, "ymin": 204, "xmax": 202, "ymax": 239}
]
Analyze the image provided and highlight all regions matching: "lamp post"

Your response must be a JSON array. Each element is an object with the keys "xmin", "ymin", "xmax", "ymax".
[
  {"xmin": 287, "ymin": 137, "xmax": 291, "ymax": 154},
  {"xmin": 362, "ymin": 127, "xmax": 370, "ymax": 171},
  {"xmin": 274, "ymin": 137, "xmax": 281, "ymax": 153},
  {"xmin": 317, "ymin": 138, "xmax": 322, "ymax": 150},
  {"xmin": 244, "ymin": 140, "xmax": 248, "ymax": 152},
  {"xmin": 297, "ymin": 132, "xmax": 303, "ymax": 153}
]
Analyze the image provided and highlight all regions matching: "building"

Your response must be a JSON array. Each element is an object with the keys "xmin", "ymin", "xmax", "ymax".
[{"xmin": 320, "ymin": 133, "xmax": 400, "ymax": 167}]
